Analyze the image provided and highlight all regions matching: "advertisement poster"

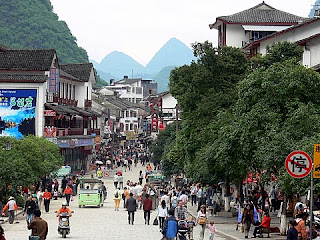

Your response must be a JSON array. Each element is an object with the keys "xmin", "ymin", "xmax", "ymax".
[{"xmin": 0, "ymin": 89, "xmax": 37, "ymax": 139}]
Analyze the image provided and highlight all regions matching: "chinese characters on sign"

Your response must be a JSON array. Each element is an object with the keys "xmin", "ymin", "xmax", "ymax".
[
  {"xmin": 314, "ymin": 144, "xmax": 320, "ymax": 178},
  {"xmin": 0, "ymin": 89, "xmax": 37, "ymax": 139},
  {"xmin": 49, "ymin": 68, "xmax": 59, "ymax": 93},
  {"xmin": 285, "ymin": 150, "xmax": 312, "ymax": 178},
  {"xmin": 152, "ymin": 113, "xmax": 158, "ymax": 132}
]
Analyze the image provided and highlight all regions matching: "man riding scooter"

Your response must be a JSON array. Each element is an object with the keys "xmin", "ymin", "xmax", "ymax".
[
  {"xmin": 56, "ymin": 202, "xmax": 72, "ymax": 219},
  {"xmin": 56, "ymin": 202, "xmax": 73, "ymax": 238}
]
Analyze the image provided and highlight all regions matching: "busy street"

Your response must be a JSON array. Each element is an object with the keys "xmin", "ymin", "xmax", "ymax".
[{"xmin": 1, "ymin": 160, "xmax": 226, "ymax": 240}]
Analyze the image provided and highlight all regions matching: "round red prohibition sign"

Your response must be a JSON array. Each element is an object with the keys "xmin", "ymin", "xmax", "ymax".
[
  {"xmin": 285, "ymin": 150, "xmax": 312, "ymax": 178},
  {"xmin": 103, "ymin": 171, "xmax": 110, "ymax": 178}
]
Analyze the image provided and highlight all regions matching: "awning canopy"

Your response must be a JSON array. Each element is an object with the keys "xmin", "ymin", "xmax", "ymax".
[{"xmin": 242, "ymin": 25, "xmax": 292, "ymax": 32}]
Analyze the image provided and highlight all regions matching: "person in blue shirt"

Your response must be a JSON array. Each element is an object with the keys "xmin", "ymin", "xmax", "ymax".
[{"xmin": 163, "ymin": 208, "xmax": 178, "ymax": 240}]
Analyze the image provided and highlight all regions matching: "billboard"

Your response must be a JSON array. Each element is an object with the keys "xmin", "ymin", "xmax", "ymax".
[{"xmin": 0, "ymin": 89, "xmax": 37, "ymax": 139}]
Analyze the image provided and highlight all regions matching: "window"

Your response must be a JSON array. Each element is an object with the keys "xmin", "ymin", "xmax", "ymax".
[
  {"xmin": 126, "ymin": 111, "xmax": 129, "ymax": 117},
  {"xmin": 130, "ymin": 123, "xmax": 133, "ymax": 131},
  {"xmin": 127, "ymin": 87, "xmax": 131, "ymax": 93},
  {"xmin": 126, "ymin": 124, "xmax": 129, "ymax": 131},
  {"xmin": 130, "ymin": 111, "xmax": 133, "ymax": 118},
  {"xmin": 132, "ymin": 87, "xmax": 135, "ymax": 93},
  {"xmin": 136, "ymin": 87, "xmax": 142, "ymax": 94},
  {"xmin": 136, "ymin": 98, "xmax": 141, "ymax": 104},
  {"xmin": 148, "ymin": 89, "xmax": 152, "ymax": 95},
  {"xmin": 133, "ymin": 111, "xmax": 137, "ymax": 118},
  {"xmin": 121, "ymin": 111, "xmax": 125, "ymax": 118}
]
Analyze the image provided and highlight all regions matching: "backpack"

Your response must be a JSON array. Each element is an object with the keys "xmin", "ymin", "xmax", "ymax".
[{"xmin": 115, "ymin": 191, "xmax": 119, "ymax": 198}]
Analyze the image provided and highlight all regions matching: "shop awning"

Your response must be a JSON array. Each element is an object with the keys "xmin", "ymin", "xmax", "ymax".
[{"xmin": 242, "ymin": 25, "xmax": 291, "ymax": 32}]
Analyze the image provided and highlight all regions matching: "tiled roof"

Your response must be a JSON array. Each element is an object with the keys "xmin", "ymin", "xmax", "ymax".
[
  {"xmin": 103, "ymin": 96, "xmax": 141, "ymax": 110},
  {"xmin": 60, "ymin": 69, "xmax": 81, "ymax": 81},
  {"xmin": 0, "ymin": 74, "xmax": 48, "ymax": 83},
  {"xmin": 210, "ymin": 2, "xmax": 306, "ymax": 28},
  {"xmin": 60, "ymin": 63, "xmax": 93, "ymax": 82},
  {"xmin": 0, "ymin": 49, "xmax": 56, "ymax": 70},
  {"xmin": 116, "ymin": 78, "xmax": 142, "ymax": 85}
]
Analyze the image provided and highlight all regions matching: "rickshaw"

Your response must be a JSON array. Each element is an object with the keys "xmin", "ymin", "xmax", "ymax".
[
  {"xmin": 148, "ymin": 172, "xmax": 167, "ymax": 186},
  {"xmin": 78, "ymin": 178, "xmax": 104, "ymax": 208}
]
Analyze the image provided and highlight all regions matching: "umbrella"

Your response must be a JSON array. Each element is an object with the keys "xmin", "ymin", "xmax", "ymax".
[{"xmin": 95, "ymin": 160, "xmax": 103, "ymax": 165}]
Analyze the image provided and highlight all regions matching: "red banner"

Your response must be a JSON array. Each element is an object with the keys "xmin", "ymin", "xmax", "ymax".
[
  {"xmin": 152, "ymin": 113, "xmax": 158, "ymax": 132},
  {"xmin": 44, "ymin": 127, "xmax": 56, "ymax": 138}
]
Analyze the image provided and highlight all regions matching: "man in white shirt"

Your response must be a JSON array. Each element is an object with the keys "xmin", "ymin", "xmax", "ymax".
[
  {"xmin": 161, "ymin": 191, "xmax": 170, "ymax": 208},
  {"xmin": 179, "ymin": 190, "xmax": 188, "ymax": 208}
]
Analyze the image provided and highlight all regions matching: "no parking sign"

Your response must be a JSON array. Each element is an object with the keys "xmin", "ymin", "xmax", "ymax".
[
  {"xmin": 285, "ymin": 150, "xmax": 312, "ymax": 178},
  {"xmin": 103, "ymin": 171, "xmax": 110, "ymax": 178}
]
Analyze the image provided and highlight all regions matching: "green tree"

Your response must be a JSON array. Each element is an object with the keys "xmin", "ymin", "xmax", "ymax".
[{"xmin": 0, "ymin": 136, "xmax": 63, "ymax": 203}]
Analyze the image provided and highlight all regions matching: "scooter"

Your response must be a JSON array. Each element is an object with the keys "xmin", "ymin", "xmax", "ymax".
[
  {"xmin": 177, "ymin": 220, "xmax": 189, "ymax": 240},
  {"xmin": 56, "ymin": 211, "xmax": 74, "ymax": 238}
]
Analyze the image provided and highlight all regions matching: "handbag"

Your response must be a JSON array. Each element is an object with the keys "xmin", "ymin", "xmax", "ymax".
[
  {"xmin": 29, "ymin": 219, "xmax": 40, "ymax": 240},
  {"xmin": 153, "ymin": 217, "xmax": 159, "ymax": 226},
  {"xmin": 240, "ymin": 224, "xmax": 244, "ymax": 233},
  {"xmin": 198, "ymin": 217, "xmax": 206, "ymax": 225}
]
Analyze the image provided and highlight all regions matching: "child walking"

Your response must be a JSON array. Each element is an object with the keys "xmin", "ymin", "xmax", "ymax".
[{"xmin": 208, "ymin": 220, "xmax": 217, "ymax": 240}]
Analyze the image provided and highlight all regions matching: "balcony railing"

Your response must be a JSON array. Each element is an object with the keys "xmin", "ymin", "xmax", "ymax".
[
  {"xmin": 55, "ymin": 128, "xmax": 99, "ymax": 137},
  {"xmin": 46, "ymin": 94, "xmax": 78, "ymax": 107}
]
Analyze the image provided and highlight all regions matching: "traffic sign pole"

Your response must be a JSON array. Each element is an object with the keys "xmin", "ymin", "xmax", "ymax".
[{"xmin": 310, "ymin": 166, "xmax": 314, "ymax": 236}]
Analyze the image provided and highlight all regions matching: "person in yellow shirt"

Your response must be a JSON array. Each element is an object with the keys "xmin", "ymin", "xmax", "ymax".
[{"xmin": 123, "ymin": 187, "xmax": 130, "ymax": 208}]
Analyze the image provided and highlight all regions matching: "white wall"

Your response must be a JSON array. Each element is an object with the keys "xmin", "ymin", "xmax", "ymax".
[
  {"xmin": 226, "ymin": 24, "xmax": 248, "ymax": 48},
  {"xmin": 0, "ymin": 82, "xmax": 46, "ymax": 137}
]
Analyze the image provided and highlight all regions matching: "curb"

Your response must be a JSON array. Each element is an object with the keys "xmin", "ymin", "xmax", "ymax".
[{"xmin": 187, "ymin": 210, "xmax": 240, "ymax": 240}]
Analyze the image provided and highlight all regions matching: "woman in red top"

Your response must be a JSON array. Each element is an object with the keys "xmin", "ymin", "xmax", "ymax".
[
  {"xmin": 252, "ymin": 211, "xmax": 271, "ymax": 238},
  {"xmin": 64, "ymin": 185, "xmax": 73, "ymax": 206},
  {"xmin": 43, "ymin": 189, "xmax": 52, "ymax": 213}
]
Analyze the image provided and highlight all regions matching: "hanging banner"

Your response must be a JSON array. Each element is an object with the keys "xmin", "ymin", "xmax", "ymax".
[
  {"xmin": 314, "ymin": 144, "xmax": 320, "ymax": 178},
  {"xmin": 152, "ymin": 113, "xmax": 158, "ymax": 132},
  {"xmin": 49, "ymin": 68, "xmax": 59, "ymax": 93}
]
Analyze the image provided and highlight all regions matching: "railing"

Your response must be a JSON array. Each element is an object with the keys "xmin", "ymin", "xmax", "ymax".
[
  {"xmin": 46, "ymin": 94, "xmax": 78, "ymax": 107},
  {"xmin": 57, "ymin": 128, "xmax": 85, "ymax": 136}
]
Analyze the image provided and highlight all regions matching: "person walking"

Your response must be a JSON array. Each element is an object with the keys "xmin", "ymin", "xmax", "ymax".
[
  {"xmin": 241, "ymin": 204, "xmax": 255, "ymax": 239},
  {"xmin": 23, "ymin": 195, "xmax": 37, "ymax": 225},
  {"xmin": 162, "ymin": 208, "xmax": 178, "ymax": 240},
  {"xmin": 126, "ymin": 193, "xmax": 137, "ymax": 225},
  {"xmin": 197, "ymin": 186, "xmax": 205, "ymax": 211},
  {"xmin": 43, "ymin": 189, "xmax": 52, "ymax": 213},
  {"xmin": 197, "ymin": 205, "xmax": 207, "ymax": 240},
  {"xmin": 64, "ymin": 185, "xmax": 73, "ymax": 206},
  {"xmin": 118, "ymin": 173, "xmax": 124, "ymax": 189},
  {"xmin": 143, "ymin": 194, "xmax": 152, "ymax": 225},
  {"xmin": 208, "ymin": 220, "xmax": 217, "ymax": 240},
  {"xmin": 269, "ymin": 186, "xmax": 278, "ymax": 212},
  {"xmin": 113, "ymin": 188, "xmax": 121, "ymax": 211},
  {"xmin": 139, "ymin": 170, "xmax": 144, "ymax": 185},
  {"xmin": 1, "ymin": 197, "xmax": 17, "ymax": 224},
  {"xmin": 157, "ymin": 200, "xmax": 168, "ymax": 230},
  {"xmin": 96, "ymin": 168, "xmax": 103, "ymax": 179},
  {"xmin": 113, "ymin": 173, "xmax": 119, "ymax": 189},
  {"xmin": 37, "ymin": 188, "xmax": 44, "ymax": 211},
  {"xmin": 175, "ymin": 200, "xmax": 187, "ymax": 221},
  {"xmin": 28, "ymin": 209, "xmax": 48, "ymax": 240},
  {"xmin": 190, "ymin": 184, "xmax": 197, "ymax": 207}
]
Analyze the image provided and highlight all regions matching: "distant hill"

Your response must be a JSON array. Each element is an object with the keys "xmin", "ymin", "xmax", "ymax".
[
  {"xmin": 146, "ymin": 38, "xmax": 196, "ymax": 74},
  {"xmin": 95, "ymin": 38, "xmax": 195, "ymax": 92},
  {"xmin": 99, "ymin": 51, "xmax": 146, "ymax": 79},
  {"xmin": 153, "ymin": 66, "xmax": 176, "ymax": 93},
  {"xmin": 0, "ymin": 0, "xmax": 88, "ymax": 64}
]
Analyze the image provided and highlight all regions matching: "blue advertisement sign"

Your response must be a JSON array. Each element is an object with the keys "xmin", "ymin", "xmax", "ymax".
[{"xmin": 0, "ymin": 89, "xmax": 37, "ymax": 139}]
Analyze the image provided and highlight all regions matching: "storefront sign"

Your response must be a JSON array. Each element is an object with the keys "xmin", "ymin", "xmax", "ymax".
[
  {"xmin": 57, "ymin": 137, "xmax": 95, "ymax": 148},
  {"xmin": 152, "ymin": 113, "xmax": 158, "ymax": 132},
  {"xmin": 0, "ymin": 89, "xmax": 37, "ymax": 139},
  {"xmin": 44, "ymin": 110, "xmax": 56, "ymax": 117}
]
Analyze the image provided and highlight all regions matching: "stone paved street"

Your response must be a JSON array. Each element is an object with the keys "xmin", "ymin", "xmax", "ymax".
[{"xmin": 1, "ymin": 164, "xmax": 225, "ymax": 239}]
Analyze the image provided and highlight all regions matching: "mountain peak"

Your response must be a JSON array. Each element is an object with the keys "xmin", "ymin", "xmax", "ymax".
[{"xmin": 146, "ymin": 38, "xmax": 195, "ymax": 74}]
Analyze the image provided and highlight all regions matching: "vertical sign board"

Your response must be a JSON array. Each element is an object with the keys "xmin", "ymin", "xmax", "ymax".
[
  {"xmin": 49, "ymin": 68, "xmax": 59, "ymax": 93},
  {"xmin": 152, "ymin": 113, "xmax": 158, "ymax": 132},
  {"xmin": 314, "ymin": 144, "xmax": 320, "ymax": 178},
  {"xmin": 285, "ymin": 150, "xmax": 312, "ymax": 178},
  {"xmin": 0, "ymin": 89, "xmax": 37, "ymax": 139}
]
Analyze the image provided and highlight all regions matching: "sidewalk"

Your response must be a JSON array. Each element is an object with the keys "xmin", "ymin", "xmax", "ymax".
[{"xmin": 187, "ymin": 204, "xmax": 286, "ymax": 240}]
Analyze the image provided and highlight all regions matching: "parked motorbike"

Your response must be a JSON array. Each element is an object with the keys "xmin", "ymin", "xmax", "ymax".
[
  {"xmin": 55, "ymin": 211, "xmax": 74, "ymax": 238},
  {"xmin": 177, "ymin": 220, "xmax": 189, "ymax": 240}
]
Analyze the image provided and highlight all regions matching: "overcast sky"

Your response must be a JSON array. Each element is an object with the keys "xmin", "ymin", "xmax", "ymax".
[{"xmin": 50, "ymin": 0, "xmax": 315, "ymax": 66}]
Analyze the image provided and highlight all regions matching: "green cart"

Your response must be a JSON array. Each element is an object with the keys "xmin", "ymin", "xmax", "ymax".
[{"xmin": 78, "ymin": 178, "xmax": 104, "ymax": 208}]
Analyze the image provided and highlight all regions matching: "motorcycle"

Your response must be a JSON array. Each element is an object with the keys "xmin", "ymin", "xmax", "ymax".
[
  {"xmin": 177, "ymin": 220, "xmax": 189, "ymax": 240},
  {"xmin": 56, "ymin": 211, "xmax": 74, "ymax": 238}
]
